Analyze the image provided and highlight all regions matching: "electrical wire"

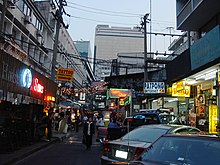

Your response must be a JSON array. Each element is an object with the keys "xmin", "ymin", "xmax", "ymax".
[
  {"xmin": 66, "ymin": 1, "xmax": 143, "ymax": 16},
  {"xmin": 66, "ymin": 5, "xmax": 140, "ymax": 18},
  {"xmin": 69, "ymin": 15, "xmax": 137, "ymax": 26}
]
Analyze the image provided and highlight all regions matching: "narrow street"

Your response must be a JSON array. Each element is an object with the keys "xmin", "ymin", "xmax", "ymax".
[{"xmin": 14, "ymin": 129, "xmax": 102, "ymax": 165}]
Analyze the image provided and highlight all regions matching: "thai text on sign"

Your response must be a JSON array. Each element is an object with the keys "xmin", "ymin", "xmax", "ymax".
[{"xmin": 56, "ymin": 68, "xmax": 74, "ymax": 81}]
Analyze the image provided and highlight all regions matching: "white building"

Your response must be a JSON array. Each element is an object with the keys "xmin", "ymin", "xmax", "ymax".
[{"xmin": 94, "ymin": 25, "xmax": 144, "ymax": 80}]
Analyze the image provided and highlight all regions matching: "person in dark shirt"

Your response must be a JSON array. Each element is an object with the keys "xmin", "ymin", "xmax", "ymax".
[{"xmin": 83, "ymin": 117, "xmax": 95, "ymax": 150}]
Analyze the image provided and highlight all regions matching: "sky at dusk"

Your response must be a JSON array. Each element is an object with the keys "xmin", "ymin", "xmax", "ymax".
[{"xmin": 64, "ymin": 0, "xmax": 181, "ymax": 55}]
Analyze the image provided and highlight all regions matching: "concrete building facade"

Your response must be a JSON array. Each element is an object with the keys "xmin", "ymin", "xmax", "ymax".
[{"xmin": 94, "ymin": 25, "xmax": 144, "ymax": 80}]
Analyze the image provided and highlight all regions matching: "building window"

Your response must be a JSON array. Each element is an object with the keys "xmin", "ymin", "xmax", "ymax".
[{"xmin": 2, "ymin": 62, "xmax": 8, "ymax": 80}]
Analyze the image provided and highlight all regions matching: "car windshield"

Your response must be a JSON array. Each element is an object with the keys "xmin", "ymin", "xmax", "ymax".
[
  {"xmin": 121, "ymin": 127, "xmax": 168, "ymax": 143},
  {"xmin": 141, "ymin": 136, "xmax": 220, "ymax": 165}
]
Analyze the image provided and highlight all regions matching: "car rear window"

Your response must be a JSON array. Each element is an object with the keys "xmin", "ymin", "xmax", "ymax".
[
  {"xmin": 133, "ymin": 114, "xmax": 160, "ymax": 124},
  {"xmin": 122, "ymin": 127, "xmax": 168, "ymax": 143},
  {"xmin": 141, "ymin": 136, "xmax": 220, "ymax": 165}
]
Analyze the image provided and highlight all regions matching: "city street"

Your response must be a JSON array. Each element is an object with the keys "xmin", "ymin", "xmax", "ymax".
[{"xmin": 14, "ymin": 130, "xmax": 102, "ymax": 165}]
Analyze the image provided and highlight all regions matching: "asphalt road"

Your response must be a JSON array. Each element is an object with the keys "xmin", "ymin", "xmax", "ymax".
[{"xmin": 14, "ymin": 130, "xmax": 102, "ymax": 165}]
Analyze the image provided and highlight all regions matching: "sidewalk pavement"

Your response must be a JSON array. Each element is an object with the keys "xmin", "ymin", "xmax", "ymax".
[{"xmin": 0, "ymin": 131, "xmax": 67, "ymax": 165}]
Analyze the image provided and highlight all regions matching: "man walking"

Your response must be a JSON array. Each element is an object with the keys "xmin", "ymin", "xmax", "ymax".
[{"xmin": 83, "ymin": 117, "xmax": 95, "ymax": 150}]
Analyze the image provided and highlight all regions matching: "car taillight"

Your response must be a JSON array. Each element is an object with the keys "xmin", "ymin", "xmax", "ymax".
[
  {"xmin": 134, "ymin": 147, "xmax": 145, "ymax": 160},
  {"xmin": 102, "ymin": 140, "xmax": 110, "ymax": 155}
]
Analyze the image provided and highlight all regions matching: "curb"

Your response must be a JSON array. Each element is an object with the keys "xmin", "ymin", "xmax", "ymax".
[{"xmin": 3, "ymin": 138, "xmax": 60, "ymax": 165}]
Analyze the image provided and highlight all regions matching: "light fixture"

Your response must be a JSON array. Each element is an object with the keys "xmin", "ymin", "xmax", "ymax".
[
  {"xmin": 168, "ymin": 98, "xmax": 178, "ymax": 103},
  {"xmin": 186, "ymin": 79, "xmax": 198, "ymax": 85},
  {"xmin": 205, "ymin": 74, "xmax": 216, "ymax": 80},
  {"xmin": 194, "ymin": 69, "xmax": 216, "ymax": 80}
]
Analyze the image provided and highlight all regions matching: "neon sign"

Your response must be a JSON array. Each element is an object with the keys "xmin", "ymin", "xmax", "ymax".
[
  {"xmin": 108, "ymin": 89, "xmax": 131, "ymax": 98},
  {"xmin": 22, "ymin": 69, "xmax": 32, "ymax": 88},
  {"xmin": 33, "ymin": 78, "xmax": 44, "ymax": 94}
]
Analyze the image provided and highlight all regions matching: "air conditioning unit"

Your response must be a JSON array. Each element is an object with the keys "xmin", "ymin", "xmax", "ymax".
[
  {"xmin": 36, "ymin": 29, "xmax": 43, "ymax": 37},
  {"xmin": 24, "ymin": 15, "xmax": 32, "ymax": 24},
  {"xmin": 7, "ymin": 0, "xmax": 16, "ymax": 9}
]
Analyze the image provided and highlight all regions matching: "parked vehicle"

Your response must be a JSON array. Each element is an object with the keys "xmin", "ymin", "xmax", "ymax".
[
  {"xmin": 100, "ymin": 124, "xmax": 201, "ymax": 165},
  {"xmin": 97, "ymin": 112, "xmax": 161, "ymax": 143},
  {"xmin": 111, "ymin": 134, "xmax": 220, "ymax": 165}
]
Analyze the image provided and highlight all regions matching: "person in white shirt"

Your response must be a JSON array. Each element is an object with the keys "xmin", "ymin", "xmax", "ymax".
[{"xmin": 96, "ymin": 116, "xmax": 105, "ymax": 131}]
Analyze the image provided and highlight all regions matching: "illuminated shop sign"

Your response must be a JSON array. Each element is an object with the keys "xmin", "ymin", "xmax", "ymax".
[
  {"xmin": 144, "ymin": 82, "xmax": 165, "ymax": 94},
  {"xmin": 56, "ymin": 68, "xmax": 74, "ymax": 81},
  {"xmin": 44, "ymin": 96, "xmax": 55, "ymax": 102},
  {"xmin": 22, "ymin": 69, "xmax": 32, "ymax": 88},
  {"xmin": 32, "ymin": 78, "xmax": 44, "ymax": 94},
  {"xmin": 108, "ymin": 89, "xmax": 131, "ymax": 98},
  {"xmin": 172, "ymin": 83, "xmax": 190, "ymax": 97}
]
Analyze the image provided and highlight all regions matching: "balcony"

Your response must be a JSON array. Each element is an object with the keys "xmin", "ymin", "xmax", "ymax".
[{"xmin": 177, "ymin": 0, "xmax": 220, "ymax": 31}]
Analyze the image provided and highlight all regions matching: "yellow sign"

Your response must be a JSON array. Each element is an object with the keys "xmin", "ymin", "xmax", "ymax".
[
  {"xmin": 172, "ymin": 83, "xmax": 190, "ymax": 97},
  {"xmin": 119, "ymin": 99, "xmax": 125, "ymax": 106},
  {"xmin": 209, "ymin": 104, "xmax": 218, "ymax": 134},
  {"xmin": 176, "ymin": 80, "xmax": 184, "ymax": 91},
  {"xmin": 56, "ymin": 68, "xmax": 74, "ymax": 81},
  {"xmin": 218, "ymin": 72, "xmax": 220, "ymax": 86}
]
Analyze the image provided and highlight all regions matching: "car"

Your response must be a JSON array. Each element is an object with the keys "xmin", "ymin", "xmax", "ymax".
[
  {"xmin": 100, "ymin": 124, "xmax": 201, "ymax": 165},
  {"xmin": 108, "ymin": 134, "xmax": 220, "ymax": 165},
  {"xmin": 129, "ymin": 134, "xmax": 220, "ymax": 165}
]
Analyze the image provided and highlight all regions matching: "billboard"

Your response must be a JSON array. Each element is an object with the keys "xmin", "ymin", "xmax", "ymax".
[
  {"xmin": 108, "ymin": 88, "xmax": 131, "ymax": 98},
  {"xmin": 144, "ymin": 82, "xmax": 165, "ymax": 94},
  {"xmin": 56, "ymin": 68, "xmax": 74, "ymax": 81}
]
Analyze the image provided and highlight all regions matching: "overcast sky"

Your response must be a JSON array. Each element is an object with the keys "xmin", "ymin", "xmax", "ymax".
[{"xmin": 64, "ymin": 0, "xmax": 180, "ymax": 55}]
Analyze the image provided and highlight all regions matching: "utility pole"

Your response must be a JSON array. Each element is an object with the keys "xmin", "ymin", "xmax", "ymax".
[
  {"xmin": 0, "ymin": 0, "xmax": 8, "ymax": 37},
  {"xmin": 51, "ymin": 0, "xmax": 67, "ymax": 81},
  {"xmin": 142, "ymin": 13, "xmax": 150, "ymax": 82}
]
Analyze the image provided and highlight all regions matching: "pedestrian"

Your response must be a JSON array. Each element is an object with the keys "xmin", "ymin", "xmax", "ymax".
[
  {"xmin": 58, "ymin": 112, "xmax": 68, "ymax": 133},
  {"xmin": 83, "ymin": 117, "xmax": 95, "ymax": 150},
  {"xmin": 47, "ymin": 108, "xmax": 54, "ymax": 141},
  {"xmin": 96, "ymin": 116, "xmax": 104, "ymax": 131},
  {"xmin": 179, "ymin": 111, "xmax": 188, "ymax": 125},
  {"xmin": 75, "ymin": 115, "xmax": 80, "ymax": 132},
  {"xmin": 108, "ymin": 117, "xmax": 119, "ymax": 128}
]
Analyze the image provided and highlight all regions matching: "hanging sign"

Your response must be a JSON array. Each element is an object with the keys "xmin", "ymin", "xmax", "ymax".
[{"xmin": 56, "ymin": 68, "xmax": 74, "ymax": 81}]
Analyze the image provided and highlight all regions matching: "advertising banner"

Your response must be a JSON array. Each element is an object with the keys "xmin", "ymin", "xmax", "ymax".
[
  {"xmin": 144, "ymin": 82, "xmax": 165, "ymax": 94},
  {"xmin": 172, "ymin": 83, "xmax": 190, "ymax": 97},
  {"xmin": 56, "ymin": 68, "xmax": 74, "ymax": 81},
  {"xmin": 108, "ymin": 88, "xmax": 131, "ymax": 98}
]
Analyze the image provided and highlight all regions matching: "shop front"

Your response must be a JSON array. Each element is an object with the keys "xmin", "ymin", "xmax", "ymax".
[{"xmin": 0, "ymin": 50, "xmax": 57, "ymax": 151}]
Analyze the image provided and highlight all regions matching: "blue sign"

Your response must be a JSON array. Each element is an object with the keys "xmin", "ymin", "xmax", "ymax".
[
  {"xmin": 190, "ymin": 25, "xmax": 220, "ymax": 70},
  {"xmin": 22, "ymin": 69, "xmax": 32, "ymax": 88},
  {"xmin": 144, "ymin": 82, "xmax": 165, "ymax": 94}
]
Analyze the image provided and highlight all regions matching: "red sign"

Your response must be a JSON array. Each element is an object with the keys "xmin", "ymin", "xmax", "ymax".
[{"xmin": 33, "ymin": 78, "xmax": 44, "ymax": 94}]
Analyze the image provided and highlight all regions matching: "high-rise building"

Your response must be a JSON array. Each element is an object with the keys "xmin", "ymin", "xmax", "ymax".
[
  {"xmin": 74, "ymin": 40, "xmax": 93, "ymax": 70},
  {"xmin": 94, "ymin": 25, "xmax": 144, "ymax": 80}
]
